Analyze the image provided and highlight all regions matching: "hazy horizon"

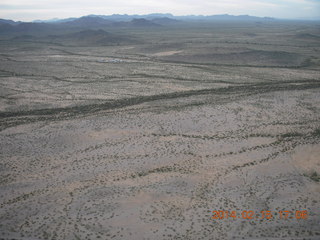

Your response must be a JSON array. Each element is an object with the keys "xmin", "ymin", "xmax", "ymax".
[
  {"xmin": 1, "ymin": 12, "xmax": 320, "ymax": 23},
  {"xmin": 0, "ymin": 0, "xmax": 319, "ymax": 22}
]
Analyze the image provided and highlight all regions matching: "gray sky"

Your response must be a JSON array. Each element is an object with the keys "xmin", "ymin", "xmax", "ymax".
[{"xmin": 0, "ymin": 0, "xmax": 319, "ymax": 21}]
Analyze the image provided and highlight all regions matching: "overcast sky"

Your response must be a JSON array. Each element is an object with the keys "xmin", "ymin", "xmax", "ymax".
[{"xmin": 0, "ymin": 0, "xmax": 319, "ymax": 21}]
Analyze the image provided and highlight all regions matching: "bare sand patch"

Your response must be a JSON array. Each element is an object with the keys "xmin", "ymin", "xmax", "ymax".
[
  {"xmin": 152, "ymin": 50, "xmax": 182, "ymax": 56},
  {"xmin": 292, "ymin": 144, "xmax": 320, "ymax": 174}
]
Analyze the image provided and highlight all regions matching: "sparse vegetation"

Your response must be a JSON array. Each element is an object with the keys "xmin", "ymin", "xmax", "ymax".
[
  {"xmin": 0, "ymin": 17, "xmax": 319, "ymax": 240},
  {"xmin": 305, "ymin": 171, "xmax": 320, "ymax": 182}
]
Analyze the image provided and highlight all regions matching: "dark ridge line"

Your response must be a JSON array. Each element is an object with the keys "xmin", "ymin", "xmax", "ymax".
[
  {"xmin": 0, "ymin": 80, "xmax": 319, "ymax": 121},
  {"xmin": 220, "ymin": 40, "xmax": 318, "ymax": 48},
  {"xmin": 1, "ymin": 86, "xmax": 233, "ymax": 118},
  {"xmin": 156, "ymin": 58, "xmax": 309, "ymax": 69}
]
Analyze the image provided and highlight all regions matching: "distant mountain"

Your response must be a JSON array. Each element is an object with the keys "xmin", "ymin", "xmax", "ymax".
[
  {"xmin": 31, "ymin": 13, "xmax": 274, "ymax": 24},
  {"xmin": 142, "ymin": 13, "xmax": 174, "ymax": 19},
  {"xmin": 62, "ymin": 16, "xmax": 161, "ymax": 28},
  {"xmin": 33, "ymin": 18, "xmax": 61, "ymax": 23},
  {"xmin": 175, "ymin": 14, "xmax": 274, "ymax": 21},
  {"xmin": 49, "ymin": 18, "xmax": 78, "ymax": 23},
  {"xmin": 0, "ymin": 16, "xmax": 113, "ymax": 36},
  {"xmin": 61, "ymin": 16, "xmax": 113, "ymax": 27},
  {"xmin": 36, "ymin": 13, "xmax": 175, "ymax": 23},
  {"xmin": 0, "ymin": 22, "xmax": 56, "ymax": 35},
  {"xmin": 0, "ymin": 19, "xmax": 20, "ymax": 25},
  {"xmin": 101, "ymin": 13, "xmax": 174, "ymax": 21},
  {"xmin": 151, "ymin": 17, "xmax": 179, "ymax": 25},
  {"xmin": 130, "ymin": 18, "xmax": 161, "ymax": 27},
  {"xmin": 0, "ymin": 13, "xmax": 277, "ymax": 37}
]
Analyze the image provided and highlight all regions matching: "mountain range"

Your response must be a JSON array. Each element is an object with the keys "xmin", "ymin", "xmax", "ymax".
[
  {"xmin": 0, "ymin": 13, "xmax": 275, "ymax": 27},
  {"xmin": 0, "ymin": 13, "xmax": 277, "ymax": 40}
]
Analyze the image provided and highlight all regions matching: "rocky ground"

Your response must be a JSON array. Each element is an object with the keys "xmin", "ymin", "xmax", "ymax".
[{"xmin": 0, "ymin": 22, "xmax": 319, "ymax": 239}]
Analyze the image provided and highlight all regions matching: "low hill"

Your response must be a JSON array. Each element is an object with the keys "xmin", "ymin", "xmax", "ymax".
[
  {"xmin": 61, "ymin": 16, "xmax": 113, "ymax": 27},
  {"xmin": 47, "ymin": 29, "xmax": 138, "ymax": 46}
]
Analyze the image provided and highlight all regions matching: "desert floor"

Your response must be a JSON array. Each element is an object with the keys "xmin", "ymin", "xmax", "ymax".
[{"xmin": 0, "ymin": 21, "xmax": 320, "ymax": 239}]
